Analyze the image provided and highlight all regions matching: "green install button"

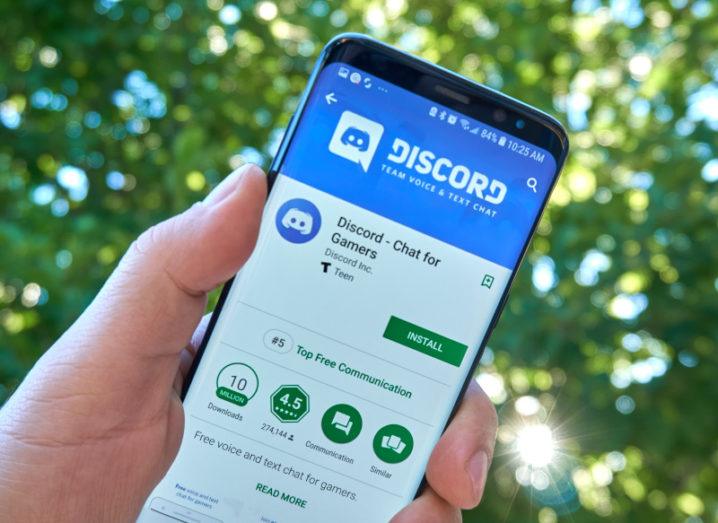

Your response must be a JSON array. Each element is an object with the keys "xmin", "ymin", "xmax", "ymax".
[{"xmin": 383, "ymin": 316, "xmax": 468, "ymax": 367}]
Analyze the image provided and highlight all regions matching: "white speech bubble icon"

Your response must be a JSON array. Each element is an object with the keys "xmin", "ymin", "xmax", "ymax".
[
  {"xmin": 328, "ymin": 110, "xmax": 384, "ymax": 172},
  {"xmin": 331, "ymin": 412, "xmax": 353, "ymax": 435}
]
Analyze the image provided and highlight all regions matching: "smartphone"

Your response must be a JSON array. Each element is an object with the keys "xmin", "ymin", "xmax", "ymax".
[{"xmin": 137, "ymin": 34, "xmax": 568, "ymax": 523}]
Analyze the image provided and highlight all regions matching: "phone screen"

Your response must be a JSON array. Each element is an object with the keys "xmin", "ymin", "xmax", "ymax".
[{"xmin": 138, "ymin": 61, "xmax": 559, "ymax": 522}]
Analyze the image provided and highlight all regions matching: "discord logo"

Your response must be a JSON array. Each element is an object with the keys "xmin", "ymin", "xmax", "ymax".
[
  {"xmin": 275, "ymin": 198, "xmax": 322, "ymax": 244},
  {"xmin": 328, "ymin": 110, "xmax": 384, "ymax": 172}
]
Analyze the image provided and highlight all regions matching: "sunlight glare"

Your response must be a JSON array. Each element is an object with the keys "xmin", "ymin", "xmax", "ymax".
[{"xmin": 516, "ymin": 424, "xmax": 555, "ymax": 468}]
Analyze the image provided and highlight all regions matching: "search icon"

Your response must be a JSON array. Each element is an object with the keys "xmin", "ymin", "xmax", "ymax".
[{"xmin": 527, "ymin": 177, "xmax": 538, "ymax": 193}]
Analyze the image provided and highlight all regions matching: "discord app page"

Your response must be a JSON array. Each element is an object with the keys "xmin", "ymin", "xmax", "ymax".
[{"xmin": 137, "ymin": 63, "xmax": 556, "ymax": 522}]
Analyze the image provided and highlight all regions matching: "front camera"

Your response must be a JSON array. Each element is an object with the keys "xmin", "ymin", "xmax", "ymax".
[{"xmin": 493, "ymin": 109, "xmax": 506, "ymax": 122}]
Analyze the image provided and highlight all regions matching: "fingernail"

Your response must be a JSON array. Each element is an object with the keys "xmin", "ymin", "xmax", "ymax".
[
  {"xmin": 234, "ymin": 163, "xmax": 264, "ymax": 191},
  {"xmin": 204, "ymin": 163, "xmax": 253, "ymax": 207},
  {"xmin": 467, "ymin": 451, "xmax": 489, "ymax": 502}
]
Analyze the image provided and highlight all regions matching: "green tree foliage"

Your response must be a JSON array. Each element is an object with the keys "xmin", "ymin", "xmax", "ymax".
[{"xmin": 1, "ymin": 1, "xmax": 717, "ymax": 521}]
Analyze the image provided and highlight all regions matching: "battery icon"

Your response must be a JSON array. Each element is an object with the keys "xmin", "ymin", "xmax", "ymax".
[{"xmin": 498, "ymin": 136, "xmax": 507, "ymax": 147}]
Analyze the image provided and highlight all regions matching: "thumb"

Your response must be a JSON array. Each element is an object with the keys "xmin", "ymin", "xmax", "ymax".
[
  {"xmin": 52, "ymin": 164, "xmax": 267, "ymax": 386},
  {"xmin": 128, "ymin": 163, "xmax": 267, "ymax": 300}
]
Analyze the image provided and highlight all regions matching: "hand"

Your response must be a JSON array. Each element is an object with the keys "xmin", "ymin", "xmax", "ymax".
[{"xmin": 0, "ymin": 164, "xmax": 497, "ymax": 522}]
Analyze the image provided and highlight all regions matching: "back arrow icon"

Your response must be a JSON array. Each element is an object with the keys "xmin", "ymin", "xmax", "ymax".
[{"xmin": 325, "ymin": 92, "xmax": 337, "ymax": 104}]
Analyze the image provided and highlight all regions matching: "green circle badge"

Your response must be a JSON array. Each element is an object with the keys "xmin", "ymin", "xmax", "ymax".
[
  {"xmin": 321, "ymin": 404, "xmax": 363, "ymax": 444},
  {"xmin": 373, "ymin": 424, "xmax": 414, "ymax": 464},
  {"xmin": 215, "ymin": 362, "xmax": 259, "ymax": 407}
]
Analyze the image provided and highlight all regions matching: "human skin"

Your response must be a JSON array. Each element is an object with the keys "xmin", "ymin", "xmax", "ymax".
[{"xmin": 0, "ymin": 164, "xmax": 498, "ymax": 522}]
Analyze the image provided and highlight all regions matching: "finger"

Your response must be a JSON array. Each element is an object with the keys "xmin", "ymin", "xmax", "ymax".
[
  {"xmin": 188, "ymin": 313, "xmax": 213, "ymax": 359},
  {"xmin": 390, "ymin": 486, "xmax": 461, "ymax": 523},
  {"xmin": 47, "ymin": 164, "xmax": 266, "ymax": 398},
  {"xmin": 178, "ymin": 313, "xmax": 212, "ymax": 383},
  {"xmin": 425, "ymin": 379, "xmax": 498, "ymax": 509}
]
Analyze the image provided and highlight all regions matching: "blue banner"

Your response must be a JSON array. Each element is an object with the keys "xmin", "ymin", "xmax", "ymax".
[{"xmin": 280, "ymin": 63, "xmax": 557, "ymax": 269}]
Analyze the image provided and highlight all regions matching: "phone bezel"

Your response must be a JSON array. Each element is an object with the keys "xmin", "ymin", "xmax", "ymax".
[
  {"xmin": 182, "ymin": 33, "xmax": 569, "ymax": 505},
  {"xmin": 324, "ymin": 36, "xmax": 566, "ymax": 162}
]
